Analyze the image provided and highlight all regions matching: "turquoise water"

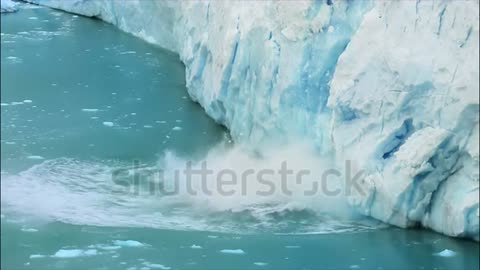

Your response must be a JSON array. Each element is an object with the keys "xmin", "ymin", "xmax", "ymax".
[{"xmin": 1, "ymin": 4, "xmax": 479, "ymax": 270}]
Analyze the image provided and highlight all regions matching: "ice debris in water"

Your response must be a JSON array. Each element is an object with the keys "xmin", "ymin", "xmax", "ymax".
[
  {"xmin": 29, "ymin": 254, "xmax": 45, "ymax": 259},
  {"xmin": 102, "ymin": 122, "xmax": 114, "ymax": 127},
  {"xmin": 190, "ymin": 244, "xmax": 202, "ymax": 249},
  {"xmin": 113, "ymin": 240, "xmax": 145, "ymax": 247},
  {"xmin": 254, "ymin": 262, "xmax": 268, "ymax": 266},
  {"xmin": 21, "ymin": 228, "xmax": 38, "ymax": 232},
  {"xmin": 142, "ymin": 262, "xmax": 171, "ymax": 269},
  {"xmin": 220, "ymin": 249, "xmax": 245, "ymax": 255},
  {"xmin": 81, "ymin": 108, "xmax": 99, "ymax": 112},
  {"xmin": 89, "ymin": 244, "xmax": 121, "ymax": 250},
  {"xmin": 434, "ymin": 249, "xmax": 457, "ymax": 257},
  {"xmin": 172, "ymin": 126, "xmax": 182, "ymax": 131},
  {"xmin": 27, "ymin": 156, "xmax": 44, "ymax": 160},
  {"xmin": 23, "ymin": 100, "xmax": 33, "ymax": 103},
  {"xmin": 52, "ymin": 249, "xmax": 97, "ymax": 258}
]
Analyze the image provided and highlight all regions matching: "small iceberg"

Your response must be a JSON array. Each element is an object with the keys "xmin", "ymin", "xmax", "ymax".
[
  {"xmin": 434, "ymin": 249, "xmax": 457, "ymax": 257},
  {"xmin": 190, "ymin": 244, "xmax": 202, "ymax": 249},
  {"xmin": 102, "ymin": 122, "xmax": 114, "ymax": 127}
]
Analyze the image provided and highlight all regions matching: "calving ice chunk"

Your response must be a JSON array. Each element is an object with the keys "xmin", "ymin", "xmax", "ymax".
[{"xmin": 24, "ymin": 0, "xmax": 479, "ymax": 240}]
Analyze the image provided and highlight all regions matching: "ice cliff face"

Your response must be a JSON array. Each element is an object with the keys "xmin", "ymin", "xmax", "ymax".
[
  {"xmin": 1, "ymin": 0, "xmax": 18, "ymax": 13},
  {"xmin": 24, "ymin": 0, "xmax": 479, "ymax": 241}
]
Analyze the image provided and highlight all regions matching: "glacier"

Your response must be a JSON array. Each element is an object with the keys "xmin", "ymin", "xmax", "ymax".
[
  {"xmin": 22, "ymin": 0, "xmax": 479, "ymax": 241},
  {"xmin": 1, "ymin": 0, "xmax": 18, "ymax": 13}
]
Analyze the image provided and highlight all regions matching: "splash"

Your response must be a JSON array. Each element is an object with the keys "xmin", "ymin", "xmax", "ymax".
[{"xmin": 1, "ymin": 144, "xmax": 384, "ymax": 234}]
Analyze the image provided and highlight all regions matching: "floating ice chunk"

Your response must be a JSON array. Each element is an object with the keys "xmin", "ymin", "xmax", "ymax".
[
  {"xmin": 328, "ymin": 25, "xmax": 335, "ymax": 33},
  {"xmin": 28, "ymin": 17, "xmax": 38, "ymax": 20},
  {"xmin": 253, "ymin": 262, "xmax": 268, "ymax": 266},
  {"xmin": 207, "ymin": 235, "xmax": 218, "ymax": 239},
  {"xmin": 113, "ymin": 240, "xmax": 145, "ymax": 247},
  {"xmin": 29, "ymin": 254, "xmax": 45, "ymax": 259},
  {"xmin": 434, "ymin": 249, "xmax": 457, "ymax": 257},
  {"xmin": 23, "ymin": 100, "xmax": 32, "ymax": 103},
  {"xmin": 131, "ymin": 113, "xmax": 137, "ymax": 115},
  {"xmin": 156, "ymin": 120, "xmax": 166, "ymax": 124},
  {"xmin": 53, "ymin": 249, "xmax": 84, "ymax": 258},
  {"xmin": 103, "ymin": 122, "xmax": 114, "ymax": 127},
  {"xmin": 1, "ymin": 103, "xmax": 8, "ymax": 106},
  {"xmin": 52, "ymin": 249, "xmax": 97, "ymax": 258},
  {"xmin": 190, "ymin": 245, "xmax": 202, "ymax": 249},
  {"xmin": 172, "ymin": 126, "xmax": 182, "ymax": 131},
  {"xmin": 143, "ymin": 125, "xmax": 153, "ymax": 128},
  {"xmin": 120, "ymin": 51, "xmax": 137, "ymax": 55},
  {"xmin": 27, "ymin": 156, "xmax": 44, "ymax": 160},
  {"xmin": 220, "ymin": 249, "xmax": 245, "ymax": 255},
  {"xmin": 349, "ymin": 265, "xmax": 360, "ymax": 269},
  {"xmin": 142, "ymin": 262, "xmax": 171, "ymax": 269},
  {"xmin": 285, "ymin": 245, "xmax": 300, "ymax": 249},
  {"xmin": 83, "ymin": 249, "xmax": 98, "ymax": 256},
  {"xmin": 82, "ymin": 108, "xmax": 99, "ymax": 112},
  {"xmin": 10, "ymin": 101, "xmax": 24, "ymax": 105},
  {"xmin": 21, "ymin": 228, "xmax": 38, "ymax": 232},
  {"xmin": 91, "ymin": 244, "xmax": 121, "ymax": 250},
  {"xmin": 91, "ymin": 117, "xmax": 99, "ymax": 120}
]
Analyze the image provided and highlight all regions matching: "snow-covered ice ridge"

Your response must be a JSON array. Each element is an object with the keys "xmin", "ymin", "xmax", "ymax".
[{"xmin": 26, "ymin": 0, "xmax": 479, "ymax": 241}]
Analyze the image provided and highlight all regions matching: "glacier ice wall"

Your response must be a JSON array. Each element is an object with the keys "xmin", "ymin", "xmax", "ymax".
[
  {"xmin": 24, "ymin": 0, "xmax": 479, "ymax": 240},
  {"xmin": 1, "ymin": 0, "xmax": 18, "ymax": 13}
]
